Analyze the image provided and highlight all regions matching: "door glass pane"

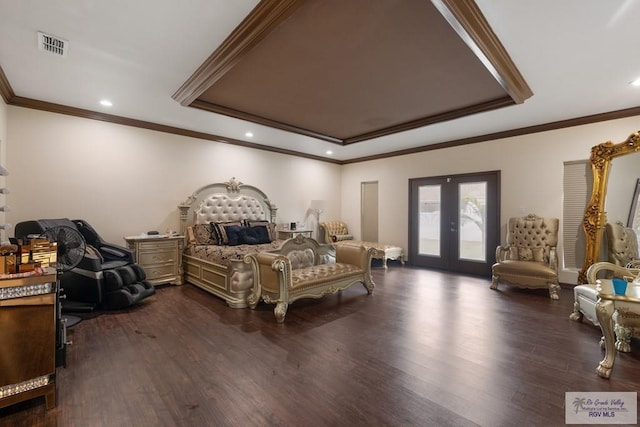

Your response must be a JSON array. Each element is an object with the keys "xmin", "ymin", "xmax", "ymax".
[
  {"xmin": 419, "ymin": 185, "xmax": 440, "ymax": 256},
  {"xmin": 459, "ymin": 182, "xmax": 486, "ymax": 261}
]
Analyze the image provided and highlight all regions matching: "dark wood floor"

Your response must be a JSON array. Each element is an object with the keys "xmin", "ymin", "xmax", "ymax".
[{"xmin": 2, "ymin": 265, "xmax": 640, "ymax": 427}]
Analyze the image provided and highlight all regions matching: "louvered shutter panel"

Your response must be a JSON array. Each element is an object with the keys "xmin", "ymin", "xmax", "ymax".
[{"xmin": 563, "ymin": 160, "xmax": 592, "ymax": 269}]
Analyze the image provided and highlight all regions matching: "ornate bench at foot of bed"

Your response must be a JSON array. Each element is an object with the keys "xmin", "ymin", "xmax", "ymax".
[
  {"xmin": 244, "ymin": 236, "xmax": 375, "ymax": 323},
  {"xmin": 335, "ymin": 240, "xmax": 404, "ymax": 269},
  {"xmin": 178, "ymin": 178, "xmax": 283, "ymax": 308}
]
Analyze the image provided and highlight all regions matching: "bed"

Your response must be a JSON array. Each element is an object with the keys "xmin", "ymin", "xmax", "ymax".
[{"xmin": 178, "ymin": 177, "xmax": 283, "ymax": 308}]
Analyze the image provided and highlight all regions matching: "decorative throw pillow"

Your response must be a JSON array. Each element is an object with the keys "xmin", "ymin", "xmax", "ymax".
[
  {"xmin": 224, "ymin": 225, "xmax": 245, "ymax": 246},
  {"xmin": 187, "ymin": 226, "xmax": 196, "ymax": 245},
  {"xmin": 245, "ymin": 220, "xmax": 276, "ymax": 241},
  {"xmin": 192, "ymin": 223, "xmax": 216, "ymax": 245},
  {"xmin": 333, "ymin": 234, "xmax": 354, "ymax": 242},
  {"xmin": 225, "ymin": 225, "xmax": 270, "ymax": 245},
  {"xmin": 509, "ymin": 246, "xmax": 545, "ymax": 262},
  {"xmin": 213, "ymin": 221, "xmax": 244, "ymax": 245},
  {"xmin": 531, "ymin": 247, "xmax": 545, "ymax": 262},
  {"xmin": 238, "ymin": 226, "xmax": 259, "ymax": 245},
  {"xmin": 250, "ymin": 225, "xmax": 271, "ymax": 244},
  {"xmin": 518, "ymin": 247, "xmax": 534, "ymax": 261}
]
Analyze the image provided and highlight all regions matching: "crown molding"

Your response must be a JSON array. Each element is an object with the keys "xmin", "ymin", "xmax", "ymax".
[{"xmin": 0, "ymin": 65, "xmax": 15, "ymax": 104}]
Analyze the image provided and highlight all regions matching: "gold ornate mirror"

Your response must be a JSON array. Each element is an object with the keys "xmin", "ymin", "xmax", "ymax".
[{"xmin": 578, "ymin": 130, "xmax": 640, "ymax": 283}]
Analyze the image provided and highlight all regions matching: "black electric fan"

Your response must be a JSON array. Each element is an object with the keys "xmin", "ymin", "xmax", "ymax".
[
  {"xmin": 39, "ymin": 225, "xmax": 86, "ymax": 272},
  {"xmin": 39, "ymin": 225, "xmax": 87, "ymax": 330}
]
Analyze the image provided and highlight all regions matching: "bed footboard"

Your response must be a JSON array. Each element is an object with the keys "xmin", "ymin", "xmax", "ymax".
[{"xmin": 183, "ymin": 254, "xmax": 253, "ymax": 308}]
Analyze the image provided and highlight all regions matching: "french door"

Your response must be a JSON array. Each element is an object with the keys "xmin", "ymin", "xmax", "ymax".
[{"xmin": 408, "ymin": 171, "xmax": 500, "ymax": 276}]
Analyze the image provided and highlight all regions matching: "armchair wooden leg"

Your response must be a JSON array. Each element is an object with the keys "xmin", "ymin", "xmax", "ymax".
[
  {"xmin": 614, "ymin": 324, "xmax": 632, "ymax": 352},
  {"xmin": 569, "ymin": 301, "xmax": 584, "ymax": 322},
  {"xmin": 548, "ymin": 283, "xmax": 560, "ymax": 300},
  {"xmin": 490, "ymin": 275, "xmax": 499, "ymax": 290},
  {"xmin": 274, "ymin": 302, "xmax": 288, "ymax": 323},
  {"xmin": 596, "ymin": 299, "xmax": 616, "ymax": 379}
]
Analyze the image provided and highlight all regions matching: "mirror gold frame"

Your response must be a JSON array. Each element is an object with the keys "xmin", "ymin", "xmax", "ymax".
[{"xmin": 578, "ymin": 130, "xmax": 640, "ymax": 283}]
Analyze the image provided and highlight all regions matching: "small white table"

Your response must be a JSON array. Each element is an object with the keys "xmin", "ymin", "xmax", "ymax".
[{"xmin": 277, "ymin": 229, "xmax": 313, "ymax": 240}]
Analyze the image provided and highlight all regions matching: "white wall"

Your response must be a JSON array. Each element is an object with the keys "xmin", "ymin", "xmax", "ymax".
[
  {"xmin": 6, "ymin": 106, "xmax": 341, "ymax": 244},
  {"xmin": 6, "ymin": 104, "xmax": 640, "ymax": 284},
  {"xmin": 341, "ymin": 116, "xmax": 640, "ymax": 284},
  {"xmin": 0, "ymin": 97, "xmax": 6, "ymax": 240},
  {"xmin": 0, "ymin": 98, "xmax": 6, "ymax": 148}
]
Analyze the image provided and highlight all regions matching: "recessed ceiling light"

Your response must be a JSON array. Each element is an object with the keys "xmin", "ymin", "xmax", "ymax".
[
  {"xmin": 630, "ymin": 77, "xmax": 640, "ymax": 87},
  {"xmin": 326, "ymin": 150, "xmax": 333, "ymax": 155},
  {"xmin": 99, "ymin": 99, "xmax": 112, "ymax": 107},
  {"xmin": 245, "ymin": 131, "xmax": 253, "ymax": 138}
]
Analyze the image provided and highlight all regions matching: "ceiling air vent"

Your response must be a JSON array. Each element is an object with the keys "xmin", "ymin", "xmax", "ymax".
[{"xmin": 37, "ymin": 31, "xmax": 68, "ymax": 57}]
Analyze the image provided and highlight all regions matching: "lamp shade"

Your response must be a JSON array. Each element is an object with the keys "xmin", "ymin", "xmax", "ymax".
[{"xmin": 309, "ymin": 200, "xmax": 326, "ymax": 211}]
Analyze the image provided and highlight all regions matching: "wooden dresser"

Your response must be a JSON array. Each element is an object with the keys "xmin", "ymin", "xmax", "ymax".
[
  {"xmin": 124, "ymin": 235, "xmax": 184, "ymax": 286},
  {"xmin": 0, "ymin": 269, "xmax": 58, "ymax": 410}
]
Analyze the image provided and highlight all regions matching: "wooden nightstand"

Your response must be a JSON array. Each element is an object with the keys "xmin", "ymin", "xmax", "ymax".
[{"xmin": 124, "ymin": 235, "xmax": 184, "ymax": 286}]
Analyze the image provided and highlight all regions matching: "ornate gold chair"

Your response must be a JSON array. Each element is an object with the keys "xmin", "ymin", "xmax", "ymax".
[
  {"xmin": 490, "ymin": 214, "xmax": 560, "ymax": 299},
  {"xmin": 570, "ymin": 223, "xmax": 640, "ymax": 326},
  {"xmin": 605, "ymin": 221, "xmax": 640, "ymax": 268},
  {"xmin": 320, "ymin": 220, "xmax": 353, "ymax": 244},
  {"xmin": 587, "ymin": 262, "xmax": 640, "ymax": 353},
  {"xmin": 319, "ymin": 221, "xmax": 404, "ymax": 269}
]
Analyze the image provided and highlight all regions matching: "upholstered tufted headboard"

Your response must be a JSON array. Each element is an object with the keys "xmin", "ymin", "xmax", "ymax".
[
  {"xmin": 178, "ymin": 177, "xmax": 278, "ymax": 237},
  {"xmin": 195, "ymin": 194, "xmax": 266, "ymax": 224}
]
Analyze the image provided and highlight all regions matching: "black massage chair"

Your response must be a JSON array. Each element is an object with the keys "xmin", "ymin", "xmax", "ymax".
[{"xmin": 14, "ymin": 218, "xmax": 155, "ymax": 311}]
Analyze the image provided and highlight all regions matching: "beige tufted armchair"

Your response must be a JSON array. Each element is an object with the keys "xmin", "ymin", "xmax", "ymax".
[
  {"xmin": 319, "ymin": 220, "xmax": 353, "ymax": 244},
  {"xmin": 605, "ymin": 222, "xmax": 640, "ymax": 268},
  {"xmin": 319, "ymin": 220, "xmax": 405, "ymax": 269},
  {"xmin": 490, "ymin": 214, "xmax": 560, "ymax": 299}
]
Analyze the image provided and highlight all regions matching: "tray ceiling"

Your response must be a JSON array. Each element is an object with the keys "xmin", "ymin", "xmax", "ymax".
[
  {"xmin": 4, "ymin": 1, "xmax": 637, "ymax": 163},
  {"xmin": 174, "ymin": 0, "xmax": 532, "ymax": 145}
]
